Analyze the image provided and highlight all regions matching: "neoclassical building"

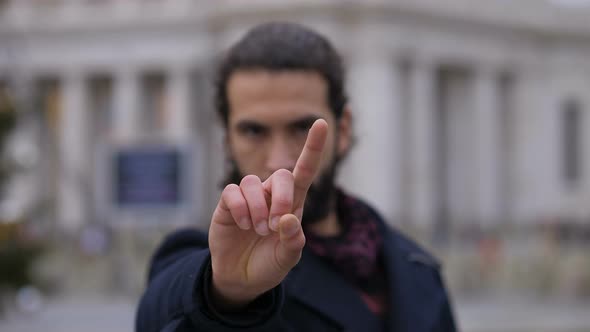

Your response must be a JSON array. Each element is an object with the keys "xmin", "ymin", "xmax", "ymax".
[{"xmin": 1, "ymin": 0, "xmax": 589, "ymax": 237}]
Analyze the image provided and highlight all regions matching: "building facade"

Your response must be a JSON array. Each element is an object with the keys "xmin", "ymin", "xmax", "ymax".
[{"xmin": 1, "ymin": 0, "xmax": 589, "ymax": 237}]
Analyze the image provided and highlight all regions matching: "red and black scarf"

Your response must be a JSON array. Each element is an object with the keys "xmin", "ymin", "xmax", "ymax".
[{"xmin": 304, "ymin": 189, "xmax": 387, "ymax": 316}]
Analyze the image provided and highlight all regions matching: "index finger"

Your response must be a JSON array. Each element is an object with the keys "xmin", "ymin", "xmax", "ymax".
[{"xmin": 293, "ymin": 119, "xmax": 328, "ymax": 209}]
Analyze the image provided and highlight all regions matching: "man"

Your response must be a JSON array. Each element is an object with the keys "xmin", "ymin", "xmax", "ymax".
[{"xmin": 136, "ymin": 22, "xmax": 457, "ymax": 332}]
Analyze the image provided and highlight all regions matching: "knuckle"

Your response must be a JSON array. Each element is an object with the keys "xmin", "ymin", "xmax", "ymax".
[
  {"xmin": 294, "ymin": 180, "xmax": 309, "ymax": 193},
  {"xmin": 294, "ymin": 234, "xmax": 306, "ymax": 249},
  {"xmin": 251, "ymin": 203, "xmax": 268, "ymax": 214},
  {"xmin": 226, "ymin": 197, "xmax": 246, "ymax": 211},
  {"xmin": 273, "ymin": 196, "xmax": 292, "ymax": 210},
  {"xmin": 223, "ymin": 185, "xmax": 241, "ymax": 199},
  {"xmin": 296, "ymin": 163, "xmax": 315, "ymax": 178},
  {"xmin": 224, "ymin": 183, "xmax": 239, "ymax": 192},
  {"xmin": 240, "ymin": 174, "xmax": 261, "ymax": 187},
  {"xmin": 274, "ymin": 168, "xmax": 293, "ymax": 179}
]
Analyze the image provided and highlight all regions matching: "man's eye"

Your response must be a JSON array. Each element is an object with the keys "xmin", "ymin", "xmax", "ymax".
[
  {"xmin": 240, "ymin": 126, "xmax": 266, "ymax": 138},
  {"xmin": 292, "ymin": 124, "xmax": 311, "ymax": 137}
]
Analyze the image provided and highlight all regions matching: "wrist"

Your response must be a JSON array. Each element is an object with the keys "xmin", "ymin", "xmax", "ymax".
[{"xmin": 210, "ymin": 272, "xmax": 259, "ymax": 311}]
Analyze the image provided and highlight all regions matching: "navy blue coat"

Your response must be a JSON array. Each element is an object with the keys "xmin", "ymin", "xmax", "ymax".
[{"xmin": 136, "ymin": 214, "xmax": 457, "ymax": 332}]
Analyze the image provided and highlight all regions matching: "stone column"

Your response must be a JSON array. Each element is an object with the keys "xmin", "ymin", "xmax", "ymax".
[
  {"xmin": 343, "ymin": 54, "xmax": 402, "ymax": 224},
  {"xmin": 57, "ymin": 71, "xmax": 88, "ymax": 232},
  {"xmin": 410, "ymin": 59, "xmax": 437, "ymax": 230},
  {"xmin": 113, "ymin": 69, "xmax": 139, "ymax": 141},
  {"xmin": 165, "ymin": 67, "xmax": 192, "ymax": 141},
  {"xmin": 474, "ymin": 66, "xmax": 501, "ymax": 226}
]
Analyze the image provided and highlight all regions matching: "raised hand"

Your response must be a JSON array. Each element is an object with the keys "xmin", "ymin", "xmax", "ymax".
[{"xmin": 208, "ymin": 119, "xmax": 328, "ymax": 309}]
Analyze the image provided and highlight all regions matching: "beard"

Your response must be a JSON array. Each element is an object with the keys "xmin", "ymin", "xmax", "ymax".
[{"xmin": 222, "ymin": 160, "xmax": 338, "ymax": 227}]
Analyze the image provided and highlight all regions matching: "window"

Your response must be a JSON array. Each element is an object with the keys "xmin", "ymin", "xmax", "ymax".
[{"xmin": 562, "ymin": 99, "xmax": 583, "ymax": 187}]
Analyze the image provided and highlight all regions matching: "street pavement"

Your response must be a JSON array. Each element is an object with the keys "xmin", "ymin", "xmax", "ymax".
[
  {"xmin": 1, "ymin": 295, "xmax": 590, "ymax": 332},
  {"xmin": 0, "ymin": 296, "xmax": 135, "ymax": 332}
]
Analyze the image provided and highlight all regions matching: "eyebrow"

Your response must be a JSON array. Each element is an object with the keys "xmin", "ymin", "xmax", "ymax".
[
  {"xmin": 286, "ymin": 115, "xmax": 322, "ymax": 130},
  {"xmin": 235, "ymin": 120, "xmax": 268, "ymax": 130},
  {"xmin": 235, "ymin": 115, "xmax": 323, "ymax": 131}
]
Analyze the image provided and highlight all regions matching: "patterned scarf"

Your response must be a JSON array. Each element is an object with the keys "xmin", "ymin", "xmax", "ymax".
[{"xmin": 304, "ymin": 189, "xmax": 384, "ymax": 285}]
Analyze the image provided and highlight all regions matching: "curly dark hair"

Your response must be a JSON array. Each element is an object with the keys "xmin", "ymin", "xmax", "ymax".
[{"xmin": 214, "ymin": 22, "xmax": 348, "ymax": 126}]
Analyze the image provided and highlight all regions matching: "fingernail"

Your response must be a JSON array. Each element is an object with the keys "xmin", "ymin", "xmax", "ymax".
[
  {"xmin": 270, "ymin": 216, "xmax": 280, "ymax": 231},
  {"xmin": 239, "ymin": 217, "xmax": 251, "ymax": 230},
  {"xmin": 255, "ymin": 220, "xmax": 270, "ymax": 235}
]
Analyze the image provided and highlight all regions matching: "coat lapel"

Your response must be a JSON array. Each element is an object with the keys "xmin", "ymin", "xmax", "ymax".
[
  {"xmin": 381, "ymin": 225, "xmax": 443, "ymax": 332},
  {"xmin": 382, "ymin": 228, "xmax": 416, "ymax": 332},
  {"xmin": 285, "ymin": 249, "xmax": 381, "ymax": 331}
]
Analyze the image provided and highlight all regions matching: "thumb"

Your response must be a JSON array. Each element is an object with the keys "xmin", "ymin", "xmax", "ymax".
[{"xmin": 276, "ymin": 214, "xmax": 305, "ymax": 271}]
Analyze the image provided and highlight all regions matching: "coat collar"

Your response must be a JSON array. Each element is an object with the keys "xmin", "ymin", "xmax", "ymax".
[
  {"xmin": 283, "ymin": 190, "xmax": 444, "ymax": 331},
  {"xmin": 380, "ymin": 221, "xmax": 444, "ymax": 332},
  {"xmin": 285, "ymin": 248, "xmax": 382, "ymax": 331},
  {"xmin": 285, "ymin": 219, "xmax": 442, "ymax": 332}
]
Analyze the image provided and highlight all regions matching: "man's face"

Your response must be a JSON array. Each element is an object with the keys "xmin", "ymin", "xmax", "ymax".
[{"xmin": 225, "ymin": 70, "xmax": 350, "ymax": 225}]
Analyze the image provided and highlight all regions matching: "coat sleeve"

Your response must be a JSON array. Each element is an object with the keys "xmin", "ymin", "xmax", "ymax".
[
  {"xmin": 435, "ymin": 272, "xmax": 458, "ymax": 332},
  {"xmin": 135, "ymin": 229, "xmax": 284, "ymax": 332}
]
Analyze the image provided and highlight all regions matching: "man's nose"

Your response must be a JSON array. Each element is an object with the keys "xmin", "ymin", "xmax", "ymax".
[{"xmin": 265, "ymin": 137, "xmax": 296, "ymax": 173}]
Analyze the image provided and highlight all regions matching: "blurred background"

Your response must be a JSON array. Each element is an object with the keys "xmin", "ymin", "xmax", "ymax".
[{"xmin": 1, "ymin": 0, "xmax": 590, "ymax": 331}]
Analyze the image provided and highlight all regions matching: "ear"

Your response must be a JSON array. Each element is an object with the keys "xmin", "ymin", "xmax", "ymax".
[{"xmin": 336, "ymin": 107, "xmax": 352, "ymax": 158}]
